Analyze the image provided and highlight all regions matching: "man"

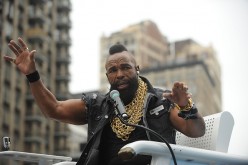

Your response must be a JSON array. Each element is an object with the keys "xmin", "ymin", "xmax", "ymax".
[{"xmin": 4, "ymin": 38, "xmax": 205, "ymax": 165}]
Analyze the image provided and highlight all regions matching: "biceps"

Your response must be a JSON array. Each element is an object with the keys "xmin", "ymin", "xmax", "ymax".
[{"xmin": 57, "ymin": 99, "xmax": 87, "ymax": 125}]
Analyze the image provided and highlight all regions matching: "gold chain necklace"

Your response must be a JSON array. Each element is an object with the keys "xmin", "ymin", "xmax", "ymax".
[{"xmin": 111, "ymin": 78, "xmax": 148, "ymax": 141}]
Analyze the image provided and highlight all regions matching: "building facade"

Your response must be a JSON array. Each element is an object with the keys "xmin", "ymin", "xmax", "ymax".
[
  {"xmin": 0, "ymin": 0, "xmax": 71, "ymax": 164},
  {"xmin": 100, "ymin": 20, "xmax": 222, "ymax": 116},
  {"xmin": 142, "ymin": 39, "xmax": 221, "ymax": 116}
]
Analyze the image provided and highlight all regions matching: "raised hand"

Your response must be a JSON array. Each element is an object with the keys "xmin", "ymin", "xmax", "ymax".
[
  {"xmin": 163, "ymin": 81, "xmax": 191, "ymax": 107},
  {"xmin": 4, "ymin": 37, "xmax": 37, "ymax": 75}
]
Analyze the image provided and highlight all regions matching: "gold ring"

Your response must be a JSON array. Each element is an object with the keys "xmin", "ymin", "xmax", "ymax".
[{"xmin": 24, "ymin": 47, "xmax": 29, "ymax": 51}]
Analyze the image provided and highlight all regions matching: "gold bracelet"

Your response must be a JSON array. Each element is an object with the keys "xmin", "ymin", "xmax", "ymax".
[{"xmin": 174, "ymin": 98, "xmax": 193, "ymax": 111}]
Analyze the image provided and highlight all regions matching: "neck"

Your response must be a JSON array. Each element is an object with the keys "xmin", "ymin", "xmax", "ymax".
[
  {"xmin": 119, "ymin": 83, "xmax": 138, "ymax": 105},
  {"xmin": 120, "ymin": 91, "xmax": 136, "ymax": 105}
]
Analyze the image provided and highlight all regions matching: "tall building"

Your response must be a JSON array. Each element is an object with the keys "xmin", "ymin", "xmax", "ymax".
[
  {"xmin": 100, "ymin": 20, "xmax": 222, "ymax": 116},
  {"xmin": 0, "ymin": 0, "xmax": 71, "ymax": 164},
  {"xmin": 142, "ymin": 39, "xmax": 222, "ymax": 116}
]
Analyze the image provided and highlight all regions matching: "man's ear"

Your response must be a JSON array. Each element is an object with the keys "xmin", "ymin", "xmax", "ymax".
[
  {"xmin": 105, "ymin": 73, "xmax": 112, "ymax": 85},
  {"xmin": 136, "ymin": 66, "xmax": 140, "ymax": 74}
]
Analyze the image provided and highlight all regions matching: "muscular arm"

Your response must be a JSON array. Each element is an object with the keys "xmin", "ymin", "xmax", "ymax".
[
  {"xmin": 163, "ymin": 82, "xmax": 205, "ymax": 137},
  {"xmin": 29, "ymin": 79, "xmax": 87, "ymax": 125},
  {"xmin": 170, "ymin": 107, "xmax": 205, "ymax": 138},
  {"xmin": 4, "ymin": 38, "xmax": 87, "ymax": 125}
]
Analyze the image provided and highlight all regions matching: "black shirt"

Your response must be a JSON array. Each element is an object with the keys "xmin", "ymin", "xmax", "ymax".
[{"xmin": 99, "ymin": 120, "xmax": 151, "ymax": 165}]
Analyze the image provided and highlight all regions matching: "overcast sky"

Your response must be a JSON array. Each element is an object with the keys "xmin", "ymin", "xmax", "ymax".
[{"xmin": 69, "ymin": 0, "xmax": 248, "ymax": 157}]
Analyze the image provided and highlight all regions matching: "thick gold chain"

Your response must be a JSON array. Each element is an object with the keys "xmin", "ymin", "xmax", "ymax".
[{"xmin": 111, "ymin": 78, "xmax": 148, "ymax": 141}]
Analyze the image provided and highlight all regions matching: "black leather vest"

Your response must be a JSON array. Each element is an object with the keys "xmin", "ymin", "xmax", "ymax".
[{"xmin": 77, "ymin": 77, "xmax": 176, "ymax": 165}]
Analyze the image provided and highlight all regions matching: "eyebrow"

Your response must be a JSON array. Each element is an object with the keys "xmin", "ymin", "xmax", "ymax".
[
  {"xmin": 113, "ymin": 63, "xmax": 132, "ymax": 68},
  {"xmin": 106, "ymin": 63, "xmax": 133, "ymax": 71}
]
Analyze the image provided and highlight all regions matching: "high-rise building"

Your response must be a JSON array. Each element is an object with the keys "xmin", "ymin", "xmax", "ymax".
[
  {"xmin": 0, "ymin": 0, "xmax": 71, "ymax": 164},
  {"xmin": 100, "ymin": 20, "xmax": 222, "ymax": 116},
  {"xmin": 142, "ymin": 39, "xmax": 222, "ymax": 116}
]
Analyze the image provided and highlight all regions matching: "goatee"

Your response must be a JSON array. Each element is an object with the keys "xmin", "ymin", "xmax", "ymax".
[{"xmin": 111, "ymin": 77, "xmax": 139, "ymax": 105}]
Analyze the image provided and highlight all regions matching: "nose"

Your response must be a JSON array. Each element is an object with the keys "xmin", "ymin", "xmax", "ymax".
[{"xmin": 116, "ymin": 68, "xmax": 125, "ymax": 79}]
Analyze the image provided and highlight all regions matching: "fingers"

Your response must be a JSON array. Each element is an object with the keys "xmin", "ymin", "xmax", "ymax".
[
  {"xmin": 18, "ymin": 37, "xmax": 29, "ymax": 51},
  {"xmin": 8, "ymin": 37, "xmax": 29, "ymax": 56},
  {"xmin": 3, "ymin": 56, "xmax": 16, "ymax": 63},
  {"xmin": 165, "ymin": 82, "xmax": 192, "ymax": 107},
  {"xmin": 4, "ymin": 38, "xmax": 36, "ymax": 66},
  {"xmin": 163, "ymin": 90, "xmax": 172, "ymax": 100},
  {"xmin": 173, "ymin": 81, "xmax": 188, "ymax": 92},
  {"xmin": 186, "ymin": 92, "xmax": 192, "ymax": 98},
  {"xmin": 8, "ymin": 43, "xmax": 20, "ymax": 56},
  {"xmin": 9, "ymin": 40, "xmax": 23, "ymax": 55},
  {"xmin": 172, "ymin": 81, "xmax": 191, "ymax": 100},
  {"xmin": 163, "ymin": 94, "xmax": 173, "ymax": 103}
]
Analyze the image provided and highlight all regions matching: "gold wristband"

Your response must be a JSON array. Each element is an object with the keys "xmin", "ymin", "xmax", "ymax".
[{"xmin": 174, "ymin": 98, "xmax": 193, "ymax": 111}]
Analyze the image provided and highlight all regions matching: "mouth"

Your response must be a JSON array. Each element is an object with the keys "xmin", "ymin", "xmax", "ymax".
[{"xmin": 116, "ymin": 82, "xmax": 129, "ymax": 90}]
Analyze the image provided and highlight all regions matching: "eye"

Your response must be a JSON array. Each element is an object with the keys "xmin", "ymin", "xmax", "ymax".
[
  {"xmin": 123, "ymin": 67, "xmax": 129, "ymax": 70},
  {"xmin": 121, "ymin": 65, "xmax": 132, "ymax": 70},
  {"xmin": 107, "ymin": 67, "xmax": 117, "ymax": 74}
]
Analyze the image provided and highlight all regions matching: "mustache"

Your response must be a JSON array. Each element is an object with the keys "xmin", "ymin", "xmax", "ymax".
[{"xmin": 111, "ymin": 80, "xmax": 128, "ymax": 89}]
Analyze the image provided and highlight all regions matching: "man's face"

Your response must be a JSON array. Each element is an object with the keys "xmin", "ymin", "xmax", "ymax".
[{"xmin": 105, "ymin": 51, "xmax": 138, "ymax": 101}]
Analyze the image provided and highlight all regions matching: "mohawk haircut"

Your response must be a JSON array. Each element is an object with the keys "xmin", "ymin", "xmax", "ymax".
[{"xmin": 109, "ymin": 43, "xmax": 128, "ymax": 55}]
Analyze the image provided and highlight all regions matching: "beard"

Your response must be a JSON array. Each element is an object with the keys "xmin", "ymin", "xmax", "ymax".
[{"xmin": 110, "ymin": 76, "xmax": 139, "ymax": 105}]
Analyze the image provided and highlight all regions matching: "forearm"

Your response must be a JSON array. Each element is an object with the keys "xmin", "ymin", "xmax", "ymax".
[
  {"xmin": 29, "ymin": 79, "xmax": 60, "ymax": 118},
  {"xmin": 171, "ymin": 107, "xmax": 206, "ymax": 138},
  {"xmin": 5, "ymin": 38, "xmax": 86, "ymax": 124},
  {"xmin": 183, "ymin": 113, "xmax": 205, "ymax": 137},
  {"xmin": 29, "ymin": 79, "xmax": 87, "ymax": 125}
]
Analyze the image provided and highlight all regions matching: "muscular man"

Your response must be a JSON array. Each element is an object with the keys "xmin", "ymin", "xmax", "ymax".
[{"xmin": 4, "ymin": 38, "xmax": 205, "ymax": 165}]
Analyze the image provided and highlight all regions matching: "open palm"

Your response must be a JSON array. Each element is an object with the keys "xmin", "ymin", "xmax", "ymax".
[{"xmin": 4, "ymin": 37, "xmax": 36, "ymax": 75}]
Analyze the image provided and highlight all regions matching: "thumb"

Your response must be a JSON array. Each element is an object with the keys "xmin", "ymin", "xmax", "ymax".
[
  {"xmin": 30, "ymin": 50, "xmax": 36, "ymax": 61},
  {"xmin": 163, "ymin": 92, "xmax": 172, "ymax": 100}
]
